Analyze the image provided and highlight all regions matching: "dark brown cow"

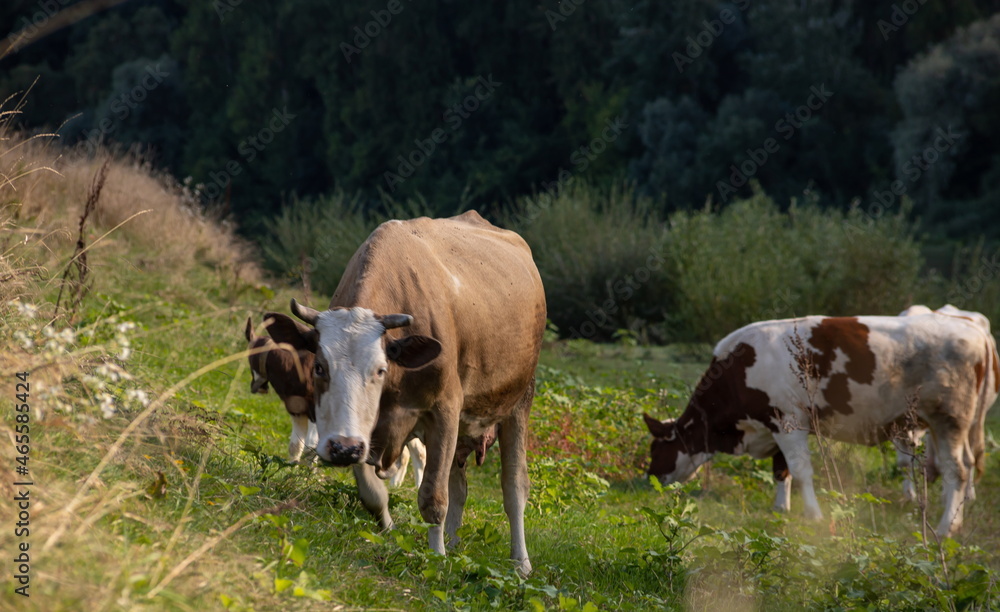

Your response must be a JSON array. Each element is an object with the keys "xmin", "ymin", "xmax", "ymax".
[
  {"xmin": 244, "ymin": 316, "xmax": 317, "ymax": 462},
  {"xmin": 644, "ymin": 315, "xmax": 997, "ymax": 538},
  {"xmin": 265, "ymin": 211, "xmax": 545, "ymax": 574}
]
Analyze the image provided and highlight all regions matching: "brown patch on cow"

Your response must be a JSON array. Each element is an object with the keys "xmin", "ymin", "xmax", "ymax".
[
  {"xmin": 806, "ymin": 317, "xmax": 877, "ymax": 383},
  {"xmin": 822, "ymin": 373, "xmax": 852, "ymax": 416},
  {"xmin": 975, "ymin": 361, "xmax": 985, "ymax": 391},
  {"xmin": 682, "ymin": 343, "xmax": 777, "ymax": 454},
  {"xmin": 804, "ymin": 317, "xmax": 877, "ymax": 416},
  {"xmin": 264, "ymin": 348, "xmax": 314, "ymax": 400}
]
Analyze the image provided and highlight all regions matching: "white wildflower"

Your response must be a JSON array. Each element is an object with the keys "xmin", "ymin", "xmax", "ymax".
[
  {"xmin": 98, "ymin": 393, "xmax": 116, "ymax": 419},
  {"xmin": 14, "ymin": 301, "xmax": 38, "ymax": 318},
  {"xmin": 126, "ymin": 389, "xmax": 150, "ymax": 407}
]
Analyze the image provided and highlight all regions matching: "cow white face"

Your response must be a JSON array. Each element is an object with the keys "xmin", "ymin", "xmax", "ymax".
[
  {"xmin": 642, "ymin": 413, "xmax": 709, "ymax": 484},
  {"xmin": 265, "ymin": 301, "xmax": 441, "ymax": 466}
]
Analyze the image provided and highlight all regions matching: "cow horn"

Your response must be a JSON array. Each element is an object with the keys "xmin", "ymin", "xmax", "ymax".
[
  {"xmin": 290, "ymin": 298, "xmax": 320, "ymax": 326},
  {"xmin": 378, "ymin": 314, "xmax": 413, "ymax": 330}
]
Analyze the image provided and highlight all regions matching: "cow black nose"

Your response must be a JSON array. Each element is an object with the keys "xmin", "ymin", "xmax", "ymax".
[{"xmin": 325, "ymin": 438, "xmax": 364, "ymax": 466}]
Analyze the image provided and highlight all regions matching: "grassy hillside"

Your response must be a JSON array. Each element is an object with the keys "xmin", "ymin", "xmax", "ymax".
[{"xmin": 2, "ymin": 130, "xmax": 999, "ymax": 610}]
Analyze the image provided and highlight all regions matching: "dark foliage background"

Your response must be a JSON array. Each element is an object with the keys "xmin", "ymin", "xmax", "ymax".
[{"xmin": 3, "ymin": 0, "xmax": 999, "ymax": 340}]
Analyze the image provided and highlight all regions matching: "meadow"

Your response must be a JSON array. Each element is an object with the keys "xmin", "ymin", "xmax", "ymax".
[{"xmin": 2, "ymin": 135, "xmax": 999, "ymax": 611}]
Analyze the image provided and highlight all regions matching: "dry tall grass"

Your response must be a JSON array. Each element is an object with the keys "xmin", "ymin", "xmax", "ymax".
[
  {"xmin": 2, "ymin": 125, "xmax": 259, "ymax": 301},
  {"xmin": 0, "ymin": 96, "xmax": 271, "ymax": 608}
]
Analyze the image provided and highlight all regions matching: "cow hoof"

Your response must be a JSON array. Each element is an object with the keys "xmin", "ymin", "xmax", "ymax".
[
  {"xmin": 804, "ymin": 508, "xmax": 823, "ymax": 521},
  {"xmin": 514, "ymin": 558, "xmax": 532, "ymax": 577},
  {"xmin": 771, "ymin": 504, "xmax": 790, "ymax": 514}
]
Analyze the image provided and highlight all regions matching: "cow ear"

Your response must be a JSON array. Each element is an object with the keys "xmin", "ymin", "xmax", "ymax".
[
  {"xmin": 387, "ymin": 335, "xmax": 442, "ymax": 369},
  {"xmin": 245, "ymin": 316, "xmax": 255, "ymax": 342},
  {"xmin": 643, "ymin": 413, "xmax": 675, "ymax": 439},
  {"xmin": 264, "ymin": 312, "xmax": 318, "ymax": 353}
]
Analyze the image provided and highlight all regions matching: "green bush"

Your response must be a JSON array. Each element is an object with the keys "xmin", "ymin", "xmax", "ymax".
[
  {"xmin": 506, "ymin": 182, "xmax": 671, "ymax": 342},
  {"xmin": 261, "ymin": 192, "xmax": 436, "ymax": 296},
  {"xmin": 666, "ymin": 190, "xmax": 923, "ymax": 341},
  {"xmin": 923, "ymin": 240, "xmax": 1000, "ymax": 328}
]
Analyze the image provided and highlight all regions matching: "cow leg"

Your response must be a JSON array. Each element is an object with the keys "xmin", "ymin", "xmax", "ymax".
[
  {"xmin": 445, "ymin": 454, "xmax": 470, "ymax": 548},
  {"xmin": 288, "ymin": 414, "xmax": 311, "ymax": 462},
  {"xmin": 352, "ymin": 463, "xmax": 393, "ymax": 530},
  {"xmin": 893, "ymin": 429, "xmax": 922, "ymax": 503},
  {"xmin": 419, "ymin": 400, "xmax": 461, "ymax": 556},
  {"xmin": 771, "ymin": 452, "xmax": 792, "ymax": 513},
  {"xmin": 388, "ymin": 445, "xmax": 411, "ymax": 488},
  {"xmin": 773, "ymin": 429, "xmax": 822, "ymax": 520},
  {"xmin": 408, "ymin": 438, "xmax": 427, "ymax": 489},
  {"xmin": 499, "ymin": 381, "xmax": 534, "ymax": 576},
  {"xmin": 962, "ymin": 440, "xmax": 976, "ymax": 502},
  {"xmin": 930, "ymin": 428, "xmax": 970, "ymax": 538},
  {"xmin": 306, "ymin": 420, "xmax": 318, "ymax": 455}
]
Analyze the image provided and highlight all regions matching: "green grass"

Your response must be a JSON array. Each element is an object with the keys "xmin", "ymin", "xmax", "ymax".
[{"xmin": 3, "ymin": 207, "xmax": 1000, "ymax": 611}]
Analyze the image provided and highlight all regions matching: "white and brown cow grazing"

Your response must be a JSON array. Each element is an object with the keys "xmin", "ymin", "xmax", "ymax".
[
  {"xmin": 644, "ymin": 315, "xmax": 998, "ymax": 538},
  {"xmin": 895, "ymin": 305, "xmax": 998, "ymax": 501},
  {"xmin": 264, "ymin": 211, "xmax": 546, "ymax": 574},
  {"xmin": 244, "ymin": 316, "xmax": 427, "ymax": 487}
]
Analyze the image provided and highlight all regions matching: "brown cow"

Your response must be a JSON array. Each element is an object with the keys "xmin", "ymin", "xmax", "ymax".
[
  {"xmin": 265, "ymin": 211, "xmax": 546, "ymax": 574},
  {"xmin": 644, "ymin": 315, "xmax": 997, "ymax": 538}
]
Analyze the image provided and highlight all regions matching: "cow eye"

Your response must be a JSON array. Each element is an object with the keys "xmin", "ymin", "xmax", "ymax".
[
  {"xmin": 377, "ymin": 367, "xmax": 387, "ymax": 378},
  {"xmin": 314, "ymin": 363, "xmax": 325, "ymax": 377}
]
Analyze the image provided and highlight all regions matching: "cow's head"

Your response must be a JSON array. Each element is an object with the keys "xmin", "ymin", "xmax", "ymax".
[
  {"xmin": 245, "ymin": 316, "xmax": 271, "ymax": 394},
  {"xmin": 642, "ymin": 413, "xmax": 705, "ymax": 484},
  {"xmin": 265, "ymin": 299, "xmax": 442, "ymax": 466}
]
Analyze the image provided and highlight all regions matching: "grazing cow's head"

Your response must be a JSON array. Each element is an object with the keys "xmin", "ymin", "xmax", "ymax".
[
  {"xmin": 245, "ymin": 316, "xmax": 271, "ymax": 394},
  {"xmin": 642, "ymin": 413, "xmax": 704, "ymax": 484},
  {"xmin": 265, "ymin": 299, "xmax": 442, "ymax": 466}
]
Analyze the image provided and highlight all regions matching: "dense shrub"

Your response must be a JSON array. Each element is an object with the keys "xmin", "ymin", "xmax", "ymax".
[
  {"xmin": 264, "ymin": 183, "xmax": 953, "ymax": 345},
  {"xmin": 666, "ymin": 190, "xmax": 923, "ymax": 341},
  {"xmin": 505, "ymin": 182, "xmax": 671, "ymax": 342},
  {"xmin": 924, "ymin": 240, "xmax": 1000, "ymax": 328},
  {"xmin": 261, "ymin": 192, "xmax": 435, "ymax": 295}
]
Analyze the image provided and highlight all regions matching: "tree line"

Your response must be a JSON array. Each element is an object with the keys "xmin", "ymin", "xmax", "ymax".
[{"xmin": 2, "ymin": 0, "xmax": 999, "ymax": 240}]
